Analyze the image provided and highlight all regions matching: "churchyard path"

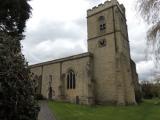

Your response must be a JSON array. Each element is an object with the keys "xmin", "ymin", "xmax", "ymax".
[{"xmin": 38, "ymin": 101, "xmax": 56, "ymax": 120}]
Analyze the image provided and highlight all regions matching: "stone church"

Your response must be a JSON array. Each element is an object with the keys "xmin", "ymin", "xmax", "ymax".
[{"xmin": 30, "ymin": 0, "xmax": 140, "ymax": 105}]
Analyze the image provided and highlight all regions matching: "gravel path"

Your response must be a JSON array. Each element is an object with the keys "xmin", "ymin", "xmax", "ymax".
[{"xmin": 38, "ymin": 101, "xmax": 57, "ymax": 120}]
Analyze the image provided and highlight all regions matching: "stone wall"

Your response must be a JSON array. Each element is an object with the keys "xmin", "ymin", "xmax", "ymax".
[
  {"xmin": 30, "ymin": 53, "xmax": 94, "ymax": 105},
  {"xmin": 87, "ymin": 0, "xmax": 137, "ymax": 104}
]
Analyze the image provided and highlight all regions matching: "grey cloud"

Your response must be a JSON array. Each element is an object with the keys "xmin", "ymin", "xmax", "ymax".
[
  {"xmin": 128, "ymin": 18, "xmax": 148, "ymax": 63},
  {"xmin": 136, "ymin": 60, "xmax": 155, "ymax": 81},
  {"xmin": 75, "ymin": 18, "xmax": 87, "ymax": 29},
  {"xmin": 22, "ymin": 18, "xmax": 87, "ymax": 65},
  {"xmin": 23, "ymin": 40, "xmax": 85, "ymax": 65},
  {"xmin": 24, "ymin": 20, "xmax": 85, "ymax": 46},
  {"xmin": 86, "ymin": 0, "xmax": 102, "ymax": 5},
  {"xmin": 139, "ymin": 72, "xmax": 154, "ymax": 81},
  {"xmin": 131, "ymin": 52, "xmax": 145, "ymax": 63},
  {"xmin": 130, "ymin": 38, "xmax": 147, "ymax": 63}
]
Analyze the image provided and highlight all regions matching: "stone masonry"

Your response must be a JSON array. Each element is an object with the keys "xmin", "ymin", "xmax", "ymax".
[{"xmin": 30, "ymin": 0, "xmax": 140, "ymax": 105}]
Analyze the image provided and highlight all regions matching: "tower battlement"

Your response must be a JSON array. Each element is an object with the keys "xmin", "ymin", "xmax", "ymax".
[{"xmin": 87, "ymin": 0, "xmax": 125, "ymax": 17}]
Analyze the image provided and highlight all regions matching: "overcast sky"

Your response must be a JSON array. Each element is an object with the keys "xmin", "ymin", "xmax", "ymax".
[{"xmin": 22, "ymin": 0, "xmax": 155, "ymax": 81}]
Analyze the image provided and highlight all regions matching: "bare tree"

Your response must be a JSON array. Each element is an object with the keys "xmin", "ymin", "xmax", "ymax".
[{"xmin": 136, "ymin": 0, "xmax": 160, "ymax": 63}]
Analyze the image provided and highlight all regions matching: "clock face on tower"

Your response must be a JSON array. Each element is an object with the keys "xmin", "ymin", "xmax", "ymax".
[{"xmin": 98, "ymin": 39, "xmax": 106, "ymax": 48}]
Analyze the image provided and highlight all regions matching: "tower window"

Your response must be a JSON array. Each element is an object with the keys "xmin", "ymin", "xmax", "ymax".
[
  {"xmin": 100, "ymin": 24, "xmax": 106, "ymax": 30},
  {"xmin": 98, "ymin": 16, "xmax": 106, "ymax": 31},
  {"xmin": 67, "ymin": 70, "xmax": 76, "ymax": 89}
]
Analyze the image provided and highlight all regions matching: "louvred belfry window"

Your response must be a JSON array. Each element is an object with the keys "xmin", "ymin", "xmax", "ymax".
[{"xmin": 98, "ymin": 16, "xmax": 106, "ymax": 31}]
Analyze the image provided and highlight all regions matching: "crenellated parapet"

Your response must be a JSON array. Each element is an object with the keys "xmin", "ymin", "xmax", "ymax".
[{"xmin": 87, "ymin": 0, "xmax": 125, "ymax": 17}]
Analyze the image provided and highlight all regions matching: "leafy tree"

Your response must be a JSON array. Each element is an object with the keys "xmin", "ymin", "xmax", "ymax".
[
  {"xmin": 141, "ymin": 80, "xmax": 160, "ymax": 99},
  {"xmin": 0, "ymin": 0, "xmax": 39, "ymax": 120},
  {"xmin": 136, "ymin": 0, "xmax": 160, "ymax": 63},
  {"xmin": 141, "ymin": 81, "xmax": 154, "ymax": 99}
]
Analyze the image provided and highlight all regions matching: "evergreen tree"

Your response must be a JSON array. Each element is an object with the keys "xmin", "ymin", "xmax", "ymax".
[
  {"xmin": 0, "ymin": 0, "xmax": 39, "ymax": 120},
  {"xmin": 0, "ymin": 0, "xmax": 31, "ymax": 34}
]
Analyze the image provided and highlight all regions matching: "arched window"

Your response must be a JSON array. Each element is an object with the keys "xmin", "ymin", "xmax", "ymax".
[
  {"xmin": 98, "ymin": 16, "xmax": 106, "ymax": 31},
  {"xmin": 67, "ymin": 70, "xmax": 76, "ymax": 89}
]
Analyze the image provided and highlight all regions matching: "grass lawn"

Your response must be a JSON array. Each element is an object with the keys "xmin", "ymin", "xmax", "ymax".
[{"xmin": 48, "ymin": 99, "xmax": 160, "ymax": 120}]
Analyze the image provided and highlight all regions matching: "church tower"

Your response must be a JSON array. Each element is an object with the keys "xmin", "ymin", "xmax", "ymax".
[{"xmin": 87, "ymin": 0, "xmax": 136, "ymax": 105}]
